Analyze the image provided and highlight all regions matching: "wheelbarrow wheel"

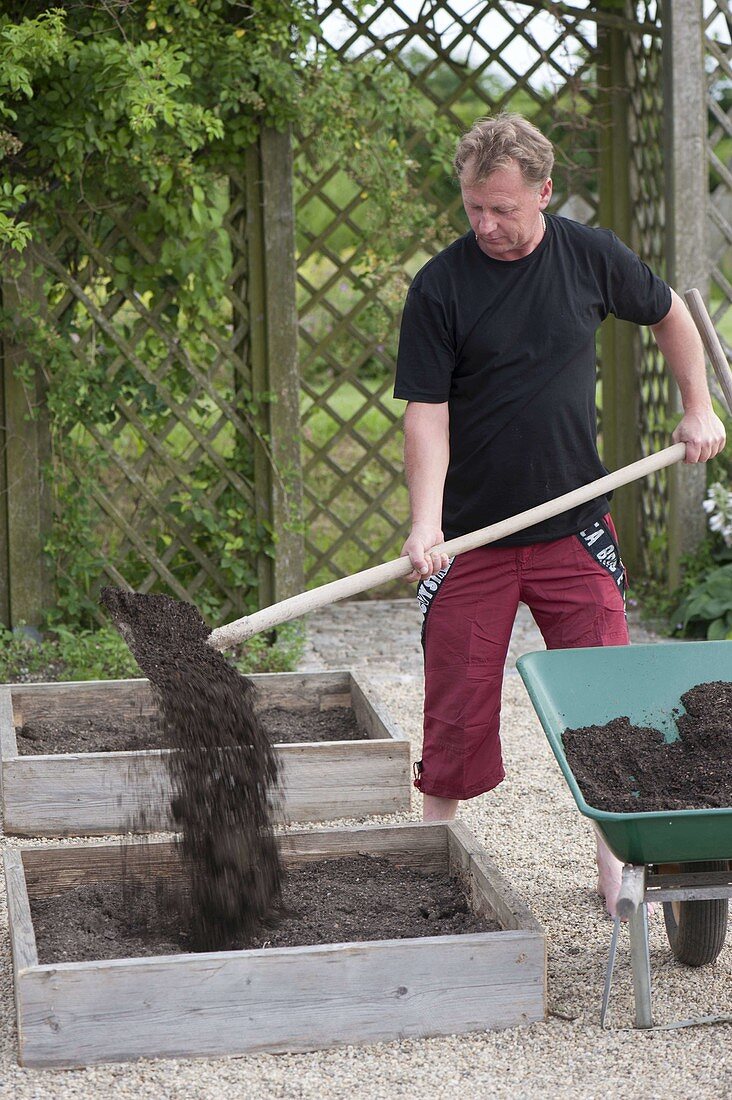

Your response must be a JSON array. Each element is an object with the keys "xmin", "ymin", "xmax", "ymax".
[{"xmin": 662, "ymin": 861, "xmax": 729, "ymax": 967}]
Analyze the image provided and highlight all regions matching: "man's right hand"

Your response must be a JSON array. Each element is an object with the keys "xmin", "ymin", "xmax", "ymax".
[{"xmin": 400, "ymin": 524, "xmax": 450, "ymax": 583}]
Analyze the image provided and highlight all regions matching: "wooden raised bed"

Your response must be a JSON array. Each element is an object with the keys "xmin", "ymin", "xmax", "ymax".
[
  {"xmin": 0, "ymin": 671, "xmax": 411, "ymax": 835},
  {"xmin": 5, "ymin": 820, "xmax": 546, "ymax": 1067}
]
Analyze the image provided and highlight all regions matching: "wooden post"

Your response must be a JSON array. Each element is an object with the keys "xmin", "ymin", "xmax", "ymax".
[
  {"xmin": 244, "ymin": 127, "xmax": 304, "ymax": 608},
  {"xmin": 0, "ymin": 258, "xmax": 52, "ymax": 631},
  {"xmin": 598, "ymin": 16, "xmax": 642, "ymax": 575},
  {"xmin": 0, "ymin": 295, "xmax": 8, "ymax": 627},
  {"xmin": 662, "ymin": 0, "xmax": 708, "ymax": 587}
]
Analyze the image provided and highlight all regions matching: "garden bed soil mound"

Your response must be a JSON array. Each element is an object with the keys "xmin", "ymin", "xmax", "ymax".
[
  {"xmin": 16, "ymin": 706, "xmax": 362, "ymax": 755},
  {"xmin": 562, "ymin": 680, "xmax": 732, "ymax": 812},
  {"xmin": 30, "ymin": 855, "xmax": 499, "ymax": 964}
]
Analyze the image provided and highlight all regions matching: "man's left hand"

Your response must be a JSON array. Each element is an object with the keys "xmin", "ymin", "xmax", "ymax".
[{"xmin": 671, "ymin": 406, "xmax": 726, "ymax": 463}]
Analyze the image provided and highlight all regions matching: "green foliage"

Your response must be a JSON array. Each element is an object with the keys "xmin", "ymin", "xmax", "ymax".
[
  {"xmin": 1, "ymin": 4, "xmax": 454, "ymax": 261},
  {"xmin": 0, "ymin": 619, "xmax": 304, "ymax": 683},
  {"xmin": 0, "ymin": 2, "xmax": 462, "ymax": 626},
  {"xmin": 638, "ymin": 527, "xmax": 732, "ymax": 637},
  {"xmin": 0, "ymin": 624, "xmax": 139, "ymax": 682},
  {"xmin": 636, "ymin": 396, "xmax": 732, "ymax": 632},
  {"xmin": 674, "ymin": 561, "xmax": 732, "ymax": 640},
  {"xmin": 707, "ymin": 405, "xmax": 732, "ymax": 485},
  {"xmin": 233, "ymin": 622, "xmax": 305, "ymax": 675},
  {"xmin": 0, "ymin": 178, "xmax": 30, "ymax": 248},
  {"xmin": 0, "ymin": 3, "xmax": 310, "ymax": 237}
]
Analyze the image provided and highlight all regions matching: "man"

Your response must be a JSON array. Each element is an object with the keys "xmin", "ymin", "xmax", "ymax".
[{"xmin": 394, "ymin": 114, "xmax": 725, "ymax": 917}]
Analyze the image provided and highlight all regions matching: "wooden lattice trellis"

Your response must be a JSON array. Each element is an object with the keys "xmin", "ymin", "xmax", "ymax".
[
  {"xmin": 47, "ymin": 193, "xmax": 256, "ymax": 624},
  {"xmin": 626, "ymin": 0, "xmax": 668, "ymax": 576},
  {"xmin": 1, "ymin": 120, "xmax": 301, "ymax": 630},
  {"xmin": 10, "ymin": 192, "xmax": 260, "ymax": 625},
  {"xmin": 706, "ymin": 1, "xmax": 732, "ymax": 357}
]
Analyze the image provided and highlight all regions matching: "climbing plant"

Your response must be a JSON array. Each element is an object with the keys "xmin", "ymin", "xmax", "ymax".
[{"xmin": 0, "ymin": 2, "xmax": 455, "ymax": 626}]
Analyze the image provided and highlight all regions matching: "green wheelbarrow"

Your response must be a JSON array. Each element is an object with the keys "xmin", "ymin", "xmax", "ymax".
[{"xmin": 517, "ymin": 640, "xmax": 732, "ymax": 1029}]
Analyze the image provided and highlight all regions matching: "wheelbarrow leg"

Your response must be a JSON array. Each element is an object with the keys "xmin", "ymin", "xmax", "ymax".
[
  {"xmin": 628, "ymin": 902, "xmax": 653, "ymax": 1027},
  {"xmin": 617, "ymin": 863, "xmax": 653, "ymax": 1028}
]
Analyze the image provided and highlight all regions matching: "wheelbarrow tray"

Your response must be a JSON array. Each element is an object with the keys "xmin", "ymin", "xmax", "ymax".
[{"xmin": 516, "ymin": 641, "xmax": 732, "ymax": 865}]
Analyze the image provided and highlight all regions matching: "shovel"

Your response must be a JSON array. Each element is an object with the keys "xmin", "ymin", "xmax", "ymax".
[{"xmin": 208, "ymin": 289, "xmax": 732, "ymax": 651}]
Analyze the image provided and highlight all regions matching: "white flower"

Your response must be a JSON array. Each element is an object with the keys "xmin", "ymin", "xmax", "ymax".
[{"xmin": 704, "ymin": 482, "xmax": 732, "ymax": 547}]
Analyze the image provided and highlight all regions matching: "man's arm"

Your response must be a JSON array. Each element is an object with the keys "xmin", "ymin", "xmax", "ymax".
[
  {"xmin": 650, "ymin": 289, "xmax": 726, "ymax": 463},
  {"xmin": 400, "ymin": 401, "xmax": 451, "ymax": 581}
]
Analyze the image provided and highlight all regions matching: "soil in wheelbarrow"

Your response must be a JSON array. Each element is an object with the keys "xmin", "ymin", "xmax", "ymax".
[
  {"xmin": 29, "ymin": 855, "xmax": 499, "ymax": 963},
  {"xmin": 562, "ymin": 680, "xmax": 732, "ymax": 812},
  {"xmin": 98, "ymin": 588, "xmax": 283, "ymax": 952},
  {"xmin": 15, "ymin": 705, "xmax": 362, "ymax": 754}
]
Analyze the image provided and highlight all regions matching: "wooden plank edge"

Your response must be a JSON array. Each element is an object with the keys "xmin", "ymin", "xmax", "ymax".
[
  {"xmin": 5, "ymin": 748, "xmax": 173, "ymax": 764},
  {"xmin": 248, "ymin": 669, "xmax": 351, "ymax": 690},
  {"xmin": 0, "ymin": 685, "xmax": 18, "ymax": 761},
  {"xmin": 24, "ymin": 927, "xmax": 534, "ymax": 973},
  {"xmin": 20, "ymin": 823, "xmax": 450, "ymax": 893},
  {"xmin": 276, "ymin": 823, "xmax": 447, "ymax": 869},
  {"xmin": 0, "ymin": 677, "xmax": 149, "ymax": 691},
  {"xmin": 18, "ymin": 930, "xmax": 545, "ymax": 1067},
  {"xmin": 5, "ymin": 740, "xmax": 407, "ymax": 762},
  {"xmin": 4, "ymin": 850, "xmax": 39, "ymax": 970},
  {"xmin": 275, "ymin": 738, "xmax": 410, "ymax": 755},
  {"xmin": 0, "ymin": 686, "xmax": 16, "ymax": 810},
  {"xmin": 349, "ymin": 671, "xmax": 411, "ymax": 743},
  {"xmin": 11, "ymin": 678, "xmax": 156, "ymax": 724},
  {"xmin": 276, "ymin": 797, "xmax": 412, "ymax": 827},
  {"xmin": 446, "ymin": 820, "xmax": 545, "ymax": 935},
  {"xmin": 2, "ymin": 742, "xmax": 410, "ymax": 838}
]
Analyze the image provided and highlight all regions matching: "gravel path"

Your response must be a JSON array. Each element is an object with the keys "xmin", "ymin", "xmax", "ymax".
[{"xmin": 1, "ymin": 601, "xmax": 730, "ymax": 1098}]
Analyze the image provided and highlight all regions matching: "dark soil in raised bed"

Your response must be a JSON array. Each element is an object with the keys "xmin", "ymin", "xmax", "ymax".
[
  {"xmin": 562, "ymin": 680, "xmax": 732, "ymax": 812},
  {"xmin": 260, "ymin": 705, "xmax": 362, "ymax": 744},
  {"xmin": 16, "ymin": 705, "xmax": 362, "ymax": 755},
  {"xmin": 30, "ymin": 855, "xmax": 499, "ymax": 964},
  {"xmin": 17, "ymin": 714, "xmax": 164, "ymax": 754}
]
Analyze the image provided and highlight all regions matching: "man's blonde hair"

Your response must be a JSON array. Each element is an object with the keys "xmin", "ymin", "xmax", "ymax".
[{"xmin": 454, "ymin": 114, "xmax": 554, "ymax": 187}]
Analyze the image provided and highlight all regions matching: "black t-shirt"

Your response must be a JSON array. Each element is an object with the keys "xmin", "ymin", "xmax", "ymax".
[{"xmin": 393, "ymin": 214, "xmax": 672, "ymax": 543}]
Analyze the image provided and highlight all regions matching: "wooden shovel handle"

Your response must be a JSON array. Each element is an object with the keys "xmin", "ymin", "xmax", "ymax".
[
  {"xmin": 208, "ymin": 289, "xmax": 731, "ymax": 651},
  {"xmin": 209, "ymin": 444, "xmax": 685, "ymax": 649},
  {"xmin": 684, "ymin": 288, "xmax": 732, "ymax": 413}
]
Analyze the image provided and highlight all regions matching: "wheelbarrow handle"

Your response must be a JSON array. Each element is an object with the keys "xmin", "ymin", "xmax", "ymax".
[{"xmin": 208, "ymin": 290, "xmax": 731, "ymax": 651}]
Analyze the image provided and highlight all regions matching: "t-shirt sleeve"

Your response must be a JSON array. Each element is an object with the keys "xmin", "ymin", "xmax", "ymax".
[
  {"xmin": 607, "ymin": 233, "xmax": 672, "ymax": 325},
  {"xmin": 393, "ymin": 286, "xmax": 455, "ymax": 402}
]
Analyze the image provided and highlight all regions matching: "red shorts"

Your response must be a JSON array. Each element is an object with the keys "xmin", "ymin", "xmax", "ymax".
[{"xmin": 416, "ymin": 516, "xmax": 629, "ymax": 801}]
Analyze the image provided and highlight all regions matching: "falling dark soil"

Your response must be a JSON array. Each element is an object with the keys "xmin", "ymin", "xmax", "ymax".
[
  {"xmin": 30, "ymin": 856, "xmax": 499, "ymax": 964},
  {"xmin": 99, "ymin": 588, "xmax": 282, "ymax": 951},
  {"xmin": 16, "ymin": 706, "xmax": 361, "ymax": 755},
  {"xmin": 562, "ymin": 680, "xmax": 732, "ymax": 812}
]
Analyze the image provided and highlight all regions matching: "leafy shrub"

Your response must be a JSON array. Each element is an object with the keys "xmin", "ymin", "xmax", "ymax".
[
  {"xmin": 0, "ymin": 625, "xmax": 138, "ymax": 683},
  {"xmin": 233, "ymin": 623, "xmax": 305, "ymax": 676},
  {"xmin": 671, "ymin": 468, "xmax": 732, "ymax": 639},
  {"xmin": 674, "ymin": 562, "xmax": 732, "ymax": 640},
  {"xmin": 0, "ymin": 3, "xmax": 456, "ymax": 629},
  {"xmin": 0, "ymin": 622, "xmax": 304, "ymax": 683}
]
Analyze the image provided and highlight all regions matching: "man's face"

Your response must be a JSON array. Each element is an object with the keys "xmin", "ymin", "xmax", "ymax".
[{"xmin": 460, "ymin": 160, "xmax": 552, "ymax": 261}]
